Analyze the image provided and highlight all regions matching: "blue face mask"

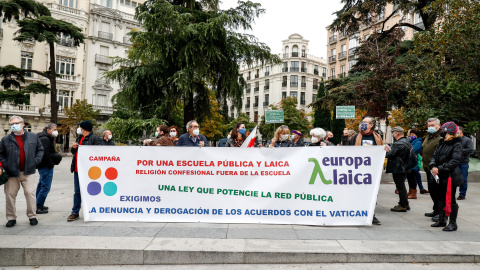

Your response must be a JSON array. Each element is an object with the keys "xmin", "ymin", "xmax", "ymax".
[
  {"xmin": 291, "ymin": 135, "xmax": 295, "ymax": 140},
  {"xmin": 410, "ymin": 135, "xmax": 416, "ymax": 141},
  {"xmin": 11, "ymin": 124, "xmax": 22, "ymax": 133},
  {"xmin": 238, "ymin": 128, "xmax": 246, "ymax": 135},
  {"xmin": 155, "ymin": 132, "xmax": 159, "ymax": 137},
  {"xmin": 428, "ymin": 127, "xmax": 437, "ymax": 134},
  {"xmin": 360, "ymin": 123, "xmax": 368, "ymax": 131}
]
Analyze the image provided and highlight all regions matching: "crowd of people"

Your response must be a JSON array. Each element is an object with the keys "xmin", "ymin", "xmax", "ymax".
[{"xmin": 0, "ymin": 115, "xmax": 474, "ymax": 231}]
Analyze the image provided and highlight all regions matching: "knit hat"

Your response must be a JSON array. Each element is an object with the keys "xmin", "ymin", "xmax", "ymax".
[
  {"xmin": 79, "ymin": 120, "xmax": 93, "ymax": 132},
  {"xmin": 441, "ymin": 121, "xmax": 458, "ymax": 135}
]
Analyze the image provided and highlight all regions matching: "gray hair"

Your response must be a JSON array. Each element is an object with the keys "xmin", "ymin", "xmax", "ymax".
[
  {"xmin": 310, "ymin": 128, "xmax": 326, "ymax": 139},
  {"xmin": 9, "ymin": 115, "xmax": 24, "ymax": 123},
  {"xmin": 103, "ymin": 130, "xmax": 112, "ymax": 135},
  {"xmin": 364, "ymin": 116, "xmax": 376, "ymax": 126},
  {"xmin": 44, "ymin": 123, "xmax": 57, "ymax": 131},
  {"xmin": 458, "ymin": 126, "xmax": 464, "ymax": 132},
  {"xmin": 427, "ymin": 118, "xmax": 440, "ymax": 125},
  {"xmin": 186, "ymin": 120, "xmax": 197, "ymax": 131}
]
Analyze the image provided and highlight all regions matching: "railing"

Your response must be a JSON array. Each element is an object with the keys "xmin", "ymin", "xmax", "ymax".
[
  {"xmin": 282, "ymin": 82, "xmax": 287, "ymax": 87},
  {"xmin": 339, "ymin": 32, "xmax": 347, "ymax": 39},
  {"xmin": 292, "ymin": 52, "xmax": 299, "ymax": 57},
  {"xmin": 314, "ymin": 70, "xmax": 319, "ymax": 75},
  {"xmin": 264, "ymin": 85, "xmax": 269, "ymax": 90},
  {"xmin": 95, "ymin": 54, "xmax": 112, "ymax": 64},
  {"xmin": 98, "ymin": 31, "xmax": 113, "ymax": 41},
  {"xmin": 264, "ymin": 72, "xmax": 270, "ymax": 76},
  {"xmin": 300, "ymin": 100, "xmax": 306, "ymax": 105},
  {"xmin": 246, "ymin": 89, "xmax": 251, "ymax": 93},
  {"xmin": 329, "ymin": 55, "xmax": 336, "ymax": 62},
  {"xmin": 283, "ymin": 53, "xmax": 289, "ymax": 58},
  {"xmin": 92, "ymin": 105, "xmax": 114, "ymax": 114},
  {"xmin": 301, "ymin": 83, "xmax": 306, "ymax": 88},
  {"xmin": 302, "ymin": 53, "xmax": 307, "ymax": 58},
  {"xmin": 349, "ymin": 47, "xmax": 357, "ymax": 56},
  {"xmin": 90, "ymin": 3, "xmax": 134, "ymax": 20},
  {"xmin": 253, "ymin": 103, "xmax": 258, "ymax": 107},
  {"xmin": 255, "ymin": 74, "xmax": 259, "ymax": 78},
  {"xmin": 123, "ymin": 36, "xmax": 132, "ymax": 44},
  {"xmin": 263, "ymin": 101, "xmax": 269, "ymax": 106},
  {"xmin": 57, "ymin": 38, "xmax": 74, "ymax": 47},
  {"xmin": 322, "ymin": 73, "xmax": 327, "ymax": 78},
  {"xmin": 58, "ymin": 74, "xmax": 77, "ymax": 81},
  {"xmin": 290, "ymin": 82, "xmax": 298, "ymax": 87},
  {"xmin": 282, "ymin": 68, "xmax": 288, "ymax": 72},
  {"xmin": 329, "ymin": 35, "xmax": 337, "ymax": 43},
  {"xmin": 245, "ymin": 103, "xmax": 250, "ymax": 108},
  {"xmin": 0, "ymin": 104, "xmax": 40, "ymax": 115},
  {"xmin": 46, "ymin": 3, "xmax": 88, "ymax": 17},
  {"xmin": 338, "ymin": 51, "xmax": 347, "ymax": 59},
  {"xmin": 254, "ymin": 87, "xmax": 259, "ymax": 92},
  {"xmin": 313, "ymin": 84, "xmax": 318, "ymax": 89},
  {"xmin": 290, "ymin": 67, "xmax": 299, "ymax": 72},
  {"xmin": 301, "ymin": 68, "xmax": 307, "ymax": 73},
  {"xmin": 42, "ymin": 107, "xmax": 66, "ymax": 116},
  {"xmin": 247, "ymin": 76, "xmax": 251, "ymax": 80}
]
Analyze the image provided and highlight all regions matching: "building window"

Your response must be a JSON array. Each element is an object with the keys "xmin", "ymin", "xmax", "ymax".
[
  {"xmin": 282, "ymin": 92, "xmax": 287, "ymax": 99},
  {"xmin": 254, "ymin": 111, "xmax": 259, "ymax": 122},
  {"xmin": 56, "ymin": 33, "xmax": 74, "ymax": 47},
  {"xmin": 312, "ymin": 94, "xmax": 317, "ymax": 101},
  {"xmin": 264, "ymin": 94, "xmax": 269, "ymax": 105},
  {"xmin": 290, "ymin": 75, "xmax": 298, "ymax": 87},
  {"xmin": 255, "ymin": 69, "xmax": 259, "ymax": 78},
  {"xmin": 126, "ymin": 0, "xmax": 131, "ymax": 5},
  {"xmin": 301, "ymin": 76, "xmax": 306, "ymax": 87},
  {"xmin": 301, "ymin": 62, "xmax": 307, "ymax": 72},
  {"xmin": 56, "ymin": 56, "xmax": 76, "ymax": 80},
  {"xmin": 290, "ymin": 91, "xmax": 298, "ymax": 98},
  {"xmin": 300, "ymin": 92, "xmax": 305, "ymax": 105},
  {"xmin": 290, "ymin": 61, "xmax": 299, "ymax": 72},
  {"xmin": 284, "ymin": 46, "xmax": 289, "ymax": 57},
  {"xmin": 314, "ymin": 65, "xmax": 319, "ymax": 75},
  {"xmin": 264, "ymin": 79, "xmax": 269, "ymax": 90},
  {"xmin": 97, "ymin": 94, "xmax": 108, "ymax": 106},
  {"xmin": 254, "ymin": 96, "xmax": 259, "ymax": 107},
  {"xmin": 340, "ymin": 65, "xmax": 346, "ymax": 78},
  {"xmin": 349, "ymin": 60, "xmax": 357, "ymax": 70},
  {"xmin": 330, "ymin": 68, "xmax": 335, "ymax": 79},
  {"xmin": 322, "ymin": 67, "xmax": 327, "ymax": 77},
  {"xmin": 21, "ymin": 52, "xmax": 33, "ymax": 77},
  {"xmin": 265, "ymin": 66, "xmax": 270, "ymax": 76},
  {"xmin": 100, "ymin": 0, "xmax": 111, "ymax": 8},
  {"xmin": 301, "ymin": 46, "xmax": 306, "ymax": 57},
  {"xmin": 282, "ymin": 76, "xmax": 287, "ymax": 87},
  {"xmin": 254, "ymin": 81, "xmax": 259, "ymax": 92},
  {"xmin": 313, "ymin": 78, "xmax": 319, "ymax": 89},
  {"xmin": 97, "ymin": 68, "xmax": 106, "ymax": 80},
  {"xmin": 283, "ymin": 62, "xmax": 288, "ymax": 72},
  {"xmin": 100, "ymin": 46, "xmax": 110, "ymax": 56},
  {"xmin": 292, "ymin": 45, "xmax": 298, "ymax": 57},
  {"xmin": 58, "ymin": 90, "xmax": 73, "ymax": 108},
  {"xmin": 59, "ymin": 0, "xmax": 77, "ymax": 8}
]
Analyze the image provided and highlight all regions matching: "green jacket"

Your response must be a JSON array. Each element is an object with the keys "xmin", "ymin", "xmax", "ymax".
[{"xmin": 422, "ymin": 131, "xmax": 441, "ymax": 169}]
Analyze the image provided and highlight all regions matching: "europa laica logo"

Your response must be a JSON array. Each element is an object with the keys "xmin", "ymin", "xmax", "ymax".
[
  {"xmin": 308, "ymin": 156, "xmax": 373, "ymax": 185},
  {"xmin": 87, "ymin": 166, "xmax": 118, "ymax": 196}
]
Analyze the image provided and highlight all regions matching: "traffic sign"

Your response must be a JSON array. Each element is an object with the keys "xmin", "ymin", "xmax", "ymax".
[
  {"xmin": 265, "ymin": 110, "xmax": 284, "ymax": 124},
  {"xmin": 336, "ymin": 106, "xmax": 355, "ymax": 119}
]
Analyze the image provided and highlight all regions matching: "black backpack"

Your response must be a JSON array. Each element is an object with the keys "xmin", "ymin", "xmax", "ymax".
[{"xmin": 403, "ymin": 141, "xmax": 418, "ymax": 170}]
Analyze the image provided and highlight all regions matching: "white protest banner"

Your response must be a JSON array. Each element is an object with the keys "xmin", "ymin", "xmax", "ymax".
[{"xmin": 78, "ymin": 146, "xmax": 386, "ymax": 226}]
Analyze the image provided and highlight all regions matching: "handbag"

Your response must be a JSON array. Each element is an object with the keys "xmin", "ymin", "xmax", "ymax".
[{"xmin": 0, "ymin": 165, "xmax": 8, "ymax": 186}]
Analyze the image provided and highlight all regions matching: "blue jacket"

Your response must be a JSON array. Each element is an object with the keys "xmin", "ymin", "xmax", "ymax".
[
  {"xmin": 410, "ymin": 137, "xmax": 422, "ymax": 170},
  {"xmin": 217, "ymin": 138, "xmax": 228, "ymax": 147},
  {"xmin": 177, "ymin": 133, "xmax": 209, "ymax": 147}
]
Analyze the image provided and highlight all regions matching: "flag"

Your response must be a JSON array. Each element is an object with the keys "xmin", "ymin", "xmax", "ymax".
[{"xmin": 241, "ymin": 126, "xmax": 257, "ymax": 148}]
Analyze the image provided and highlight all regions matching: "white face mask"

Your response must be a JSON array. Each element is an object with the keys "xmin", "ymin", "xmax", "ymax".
[
  {"xmin": 311, "ymin": 137, "xmax": 319, "ymax": 144},
  {"xmin": 227, "ymin": 135, "xmax": 231, "ymax": 139},
  {"xmin": 77, "ymin": 127, "xmax": 83, "ymax": 135},
  {"xmin": 281, "ymin": 134, "xmax": 289, "ymax": 141},
  {"xmin": 51, "ymin": 131, "xmax": 59, "ymax": 137},
  {"xmin": 107, "ymin": 135, "xmax": 112, "ymax": 140},
  {"xmin": 170, "ymin": 132, "xmax": 177, "ymax": 137},
  {"xmin": 192, "ymin": 128, "xmax": 200, "ymax": 136}
]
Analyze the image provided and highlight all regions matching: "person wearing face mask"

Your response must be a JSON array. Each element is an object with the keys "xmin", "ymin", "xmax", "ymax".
[
  {"xmin": 429, "ymin": 122, "xmax": 464, "ymax": 231},
  {"xmin": 218, "ymin": 130, "xmax": 231, "ymax": 147},
  {"xmin": 68, "ymin": 120, "xmax": 102, "ymax": 222},
  {"xmin": 177, "ymin": 120, "xmax": 209, "ymax": 147},
  {"xmin": 36, "ymin": 123, "xmax": 62, "ymax": 214},
  {"xmin": 153, "ymin": 125, "xmax": 174, "ymax": 146},
  {"xmin": 0, "ymin": 115, "xmax": 44, "ymax": 227},
  {"xmin": 226, "ymin": 123, "xmax": 247, "ymax": 147},
  {"xmin": 342, "ymin": 116, "xmax": 383, "ymax": 146},
  {"xmin": 101, "ymin": 130, "xmax": 115, "ymax": 146},
  {"xmin": 404, "ymin": 129, "xmax": 428, "ymax": 200},
  {"xmin": 422, "ymin": 118, "xmax": 443, "ymax": 221},
  {"xmin": 269, "ymin": 125, "xmax": 293, "ymax": 148},
  {"xmin": 169, "ymin": 126, "xmax": 180, "ymax": 146},
  {"xmin": 326, "ymin": 130, "xmax": 336, "ymax": 145},
  {"xmin": 308, "ymin": 128, "xmax": 332, "ymax": 146},
  {"xmin": 292, "ymin": 130, "xmax": 306, "ymax": 147}
]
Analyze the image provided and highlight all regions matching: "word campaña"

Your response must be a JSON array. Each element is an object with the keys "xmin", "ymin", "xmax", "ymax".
[{"xmin": 308, "ymin": 156, "xmax": 372, "ymax": 185}]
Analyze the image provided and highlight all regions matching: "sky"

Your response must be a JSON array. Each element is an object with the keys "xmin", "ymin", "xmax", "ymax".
[{"xmin": 219, "ymin": 0, "xmax": 344, "ymax": 59}]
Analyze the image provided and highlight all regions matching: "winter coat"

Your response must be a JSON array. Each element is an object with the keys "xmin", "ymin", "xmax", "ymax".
[
  {"xmin": 409, "ymin": 137, "xmax": 423, "ymax": 171},
  {"xmin": 225, "ymin": 138, "xmax": 244, "ymax": 147},
  {"xmin": 293, "ymin": 139, "xmax": 307, "ymax": 147},
  {"xmin": 458, "ymin": 135, "xmax": 474, "ymax": 164},
  {"xmin": 422, "ymin": 131, "xmax": 441, "ymax": 169},
  {"xmin": 217, "ymin": 138, "xmax": 228, "ymax": 147},
  {"xmin": 101, "ymin": 139, "xmax": 115, "ymax": 146},
  {"xmin": 274, "ymin": 140, "xmax": 293, "ymax": 147},
  {"xmin": 70, "ymin": 132, "xmax": 103, "ymax": 173},
  {"xmin": 0, "ymin": 131, "xmax": 44, "ymax": 177},
  {"xmin": 429, "ymin": 137, "xmax": 464, "ymax": 186},
  {"xmin": 177, "ymin": 133, "xmax": 209, "ymax": 147},
  {"xmin": 37, "ymin": 131, "xmax": 57, "ymax": 169},
  {"xmin": 308, "ymin": 140, "xmax": 333, "ymax": 146},
  {"xmin": 385, "ymin": 137, "xmax": 410, "ymax": 174}
]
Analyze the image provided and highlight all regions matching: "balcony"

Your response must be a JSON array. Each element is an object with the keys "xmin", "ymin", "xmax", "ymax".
[
  {"xmin": 329, "ymin": 55, "xmax": 336, "ymax": 63},
  {"xmin": 246, "ymin": 89, "xmax": 251, "ymax": 93},
  {"xmin": 282, "ymin": 82, "xmax": 287, "ymax": 87},
  {"xmin": 95, "ymin": 54, "xmax": 112, "ymax": 65},
  {"xmin": 301, "ymin": 68, "xmax": 307, "ymax": 73},
  {"xmin": 290, "ymin": 82, "xmax": 298, "ymax": 87},
  {"xmin": 302, "ymin": 53, "xmax": 307, "ymax": 58},
  {"xmin": 313, "ymin": 84, "xmax": 318, "ymax": 89},
  {"xmin": 338, "ymin": 51, "xmax": 347, "ymax": 60},
  {"xmin": 0, "ymin": 104, "xmax": 40, "ymax": 116},
  {"xmin": 255, "ymin": 74, "xmax": 259, "ymax": 78},
  {"xmin": 245, "ymin": 103, "xmax": 250, "ymax": 108},
  {"xmin": 264, "ymin": 85, "xmax": 269, "ymax": 90},
  {"xmin": 263, "ymin": 101, "xmax": 269, "ymax": 106},
  {"xmin": 349, "ymin": 47, "xmax": 357, "ymax": 56},
  {"xmin": 282, "ymin": 68, "xmax": 288, "ymax": 72},
  {"xmin": 339, "ymin": 32, "xmax": 347, "ymax": 40},
  {"xmin": 46, "ymin": 3, "xmax": 88, "ymax": 17},
  {"xmin": 58, "ymin": 74, "xmax": 78, "ymax": 82},
  {"xmin": 322, "ymin": 73, "xmax": 327, "ymax": 78},
  {"xmin": 283, "ymin": 53, "xmax": 289, "ymax": 58},
  {"xmin": 42, "ymin": 107, "xmax": 66, "ymax": 117},
  {"xmin": 314, "ymin": 70, "xmax": 319, "ymax": 75},
  {"xmin": 90, "ymin": 3, "xmax": 134, "ymax": 21},
  {"xmin": 254, "ymin": 87, "xmax": 259, "ymax": 92},
  {"xmin": 329, "ymin": 35, "xmax": 337, "ymax": 44},
  {"xmin": 253, "ymin": 103, "xmax": 258, "ymax": 108},
  {"xmin": 98, "ymin": 31, "xmax": 113, "ymax": 41},
  {"xmin": 123, "ymin": 36, "xmax": 132, "ymax": 45},
  {"xmin": 92, "ymin": 105, "xmax": 114, "ymax": 115},
  {"xmin": 290, "ymin": 67, "xmax": 299, "ymax": 72},
  {"xmin": 57, "ymin": 38, "xmax": 74, "ymax": 47},
  {"xmin": 265, "ymin": 72, "xmax": 270, "ymax": 76},
  {"xmin": 292, "ymin": 52, "xmax": 299, "ymax": 57},
  {"xmin": 301, "ymin": 82, "xmax": 306, "ymax": 88}
]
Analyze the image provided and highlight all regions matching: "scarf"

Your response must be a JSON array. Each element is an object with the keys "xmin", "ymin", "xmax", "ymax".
[
  {"xmin": 360, "ymin": 129, "xmax": 374, "ymax": 136},
  {"xmin": 444, "ymin": 177, "xmax": 452, "ymax": 216}
]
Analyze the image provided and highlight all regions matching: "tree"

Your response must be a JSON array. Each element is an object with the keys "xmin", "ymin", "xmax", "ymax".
[
  {"xmin": 0, "ymin": 65, "xmax": 49, "ymax": 105},
  {"xmin": 259, "ymin": 97, "xmax": 311, "ymax": 141},
  {"xmin": 199, "ymin": 91, "xmax": 225, "ymax": 141},
  {"xmin": 61, "ymin": 99, "xmax": 100, "ymax": 138},
  {"xmin": 103, "ymin": 118, "xmax": 164, "ymax": 145},
  {"xmin": 1, "ymin": 0, "xmax": 85, "ymax": 123},
  {"xmin": 311, "ymin": 80, "xmax": 331, "ymax": 130},
  {"xmin": 106, "ymin": 0, "xmax": 280, "ymax": 127},
  {"xmin": 331, "ymin": 117, "xmax": 346, "ymax": 145}
]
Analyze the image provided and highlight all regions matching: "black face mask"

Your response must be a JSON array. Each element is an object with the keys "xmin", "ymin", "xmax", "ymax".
[
  {"xmin": 327, "ymin": 137, "xmax": 335, "ymax": 142},
  {"xmin": 439, "ymin": 130, "xmax": 447, "ymax": 138}
]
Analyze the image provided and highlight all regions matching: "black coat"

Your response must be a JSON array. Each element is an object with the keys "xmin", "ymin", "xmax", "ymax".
[
  {"xmin": 385, "ymin": 137, "xmax": 410, "ymax": 174},
  {"xmin": 101, "ymin": 138, "xmax": 115, "ymax": 146},
  {"xmin": 37, "ymin": 131, "xmax": 57, "ymax": 169},
  {"xmin": 0, "ymin": 131, "xmax": 44, "ymax": 177},
  {"xmin": 429, "ymin": 137, "xmax": 464, "ymax": 185},
  {"xmin": 70, "ymin": 132, "xmax": 102, "ymax": 172}
]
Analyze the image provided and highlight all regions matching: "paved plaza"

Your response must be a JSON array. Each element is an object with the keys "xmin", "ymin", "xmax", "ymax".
[{"xmin": 0, "ymin": 157, "xmax": 479, "ymax": 266}]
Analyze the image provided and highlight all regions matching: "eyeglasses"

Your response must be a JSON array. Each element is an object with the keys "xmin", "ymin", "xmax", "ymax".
[
  {"xmin": 280, "ymin": 125, "xmax": 289, "ymax": 129},
  {"xmin": 191, "ymin": 125, "xmax": 200, "ymax": 128},
  {"xmin": 9, "ymin": 122, "xmax": 22, "ymax": 126}
]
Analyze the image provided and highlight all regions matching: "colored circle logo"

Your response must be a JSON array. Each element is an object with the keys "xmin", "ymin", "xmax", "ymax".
[
  {"xmin": 87, "ymin": 182, "xmax": 102, "ymax": 196},
  {"xmin": 105, "ymin": 167, "xmax": 118, "ymax": 180},
  {"xmin": 88, "ymin": 166, "xmax": 101, "ymax": 180},
  {"xmin": 104, "ymin": 182, "xmax": 117, "ymax": 196}
]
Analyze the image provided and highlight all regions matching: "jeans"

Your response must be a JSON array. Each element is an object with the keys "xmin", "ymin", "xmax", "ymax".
[
  {"xmin": 393, "ymin": 173, "xmax": 408, "ymax": 207},
  {"xmin": 459, "ymin": 163, "xmax": 469, "ymax": 197},
  {"xmin": 36, "ymin": 167, "xmax": 54, "ymax": 207},
  {"xmin": 72, "ymin": 172, "xmax": 82, "ymax": 215}
]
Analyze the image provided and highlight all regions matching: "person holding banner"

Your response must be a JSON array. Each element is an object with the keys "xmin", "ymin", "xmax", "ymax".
[
  {"xmin": 342, "ymin": 116, "xmax": 383, "ymax": 146},
  {"xmin": 68, "ymin": 121, "xmax": 102, "ymax": 222},
  {"xmin": 226, "ymin": 123, "xmax": 246, "ymax": 147},
  {"xmin": 169, "ymin": 126, "xmax": 180, "ymax": 146},
  {"xmin": 430, "ymin": 122, "xmax": 464, "ymax": 231},
  {"xmin": 308, "ymin": 128, "xmax": 332, "ymax": 146},
  {"xmin": 177, "ymin": 120, "xmax": 209, "ymax": 147},
  {"xmin": 269, "ymin": 125, "xmax": 293, "ymax": 148},
  {"xmin": 292, "ymin": 130, "xmax": 306, "ymax": 147}
]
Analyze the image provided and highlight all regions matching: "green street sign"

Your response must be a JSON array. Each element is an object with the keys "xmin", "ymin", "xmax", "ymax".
[
  {"xmin": 265, "ymin": 110, "xmax": 284, "ymax": 124},
  {"xmin": 336, "ymin": 106, "xmax": 355, "ymax": 119}
]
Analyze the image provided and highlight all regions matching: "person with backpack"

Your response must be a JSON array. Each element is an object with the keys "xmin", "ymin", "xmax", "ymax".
[
  {"xmin": 384, "ymin": 126, "xmax": 412, "ymax": 212},
  {"xmin": 405, "ymin": 129, "xmax": 429, "ymax": 199}
]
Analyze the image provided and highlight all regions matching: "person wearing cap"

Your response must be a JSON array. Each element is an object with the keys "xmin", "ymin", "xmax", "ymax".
[
  {"xmin": 429, "ymin": 122, "xmax": 464, "ymax": 231},
  {"xmin": 68, "ymin": 120, "xmax": 102, "ymax": 222},
  {"xmin": 384, "ymin": 126, "xmax": 411, "ymax": 212},
  {"xmin": 292, "ymin": 130, "xmax": 306, "ymax": 147}
]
